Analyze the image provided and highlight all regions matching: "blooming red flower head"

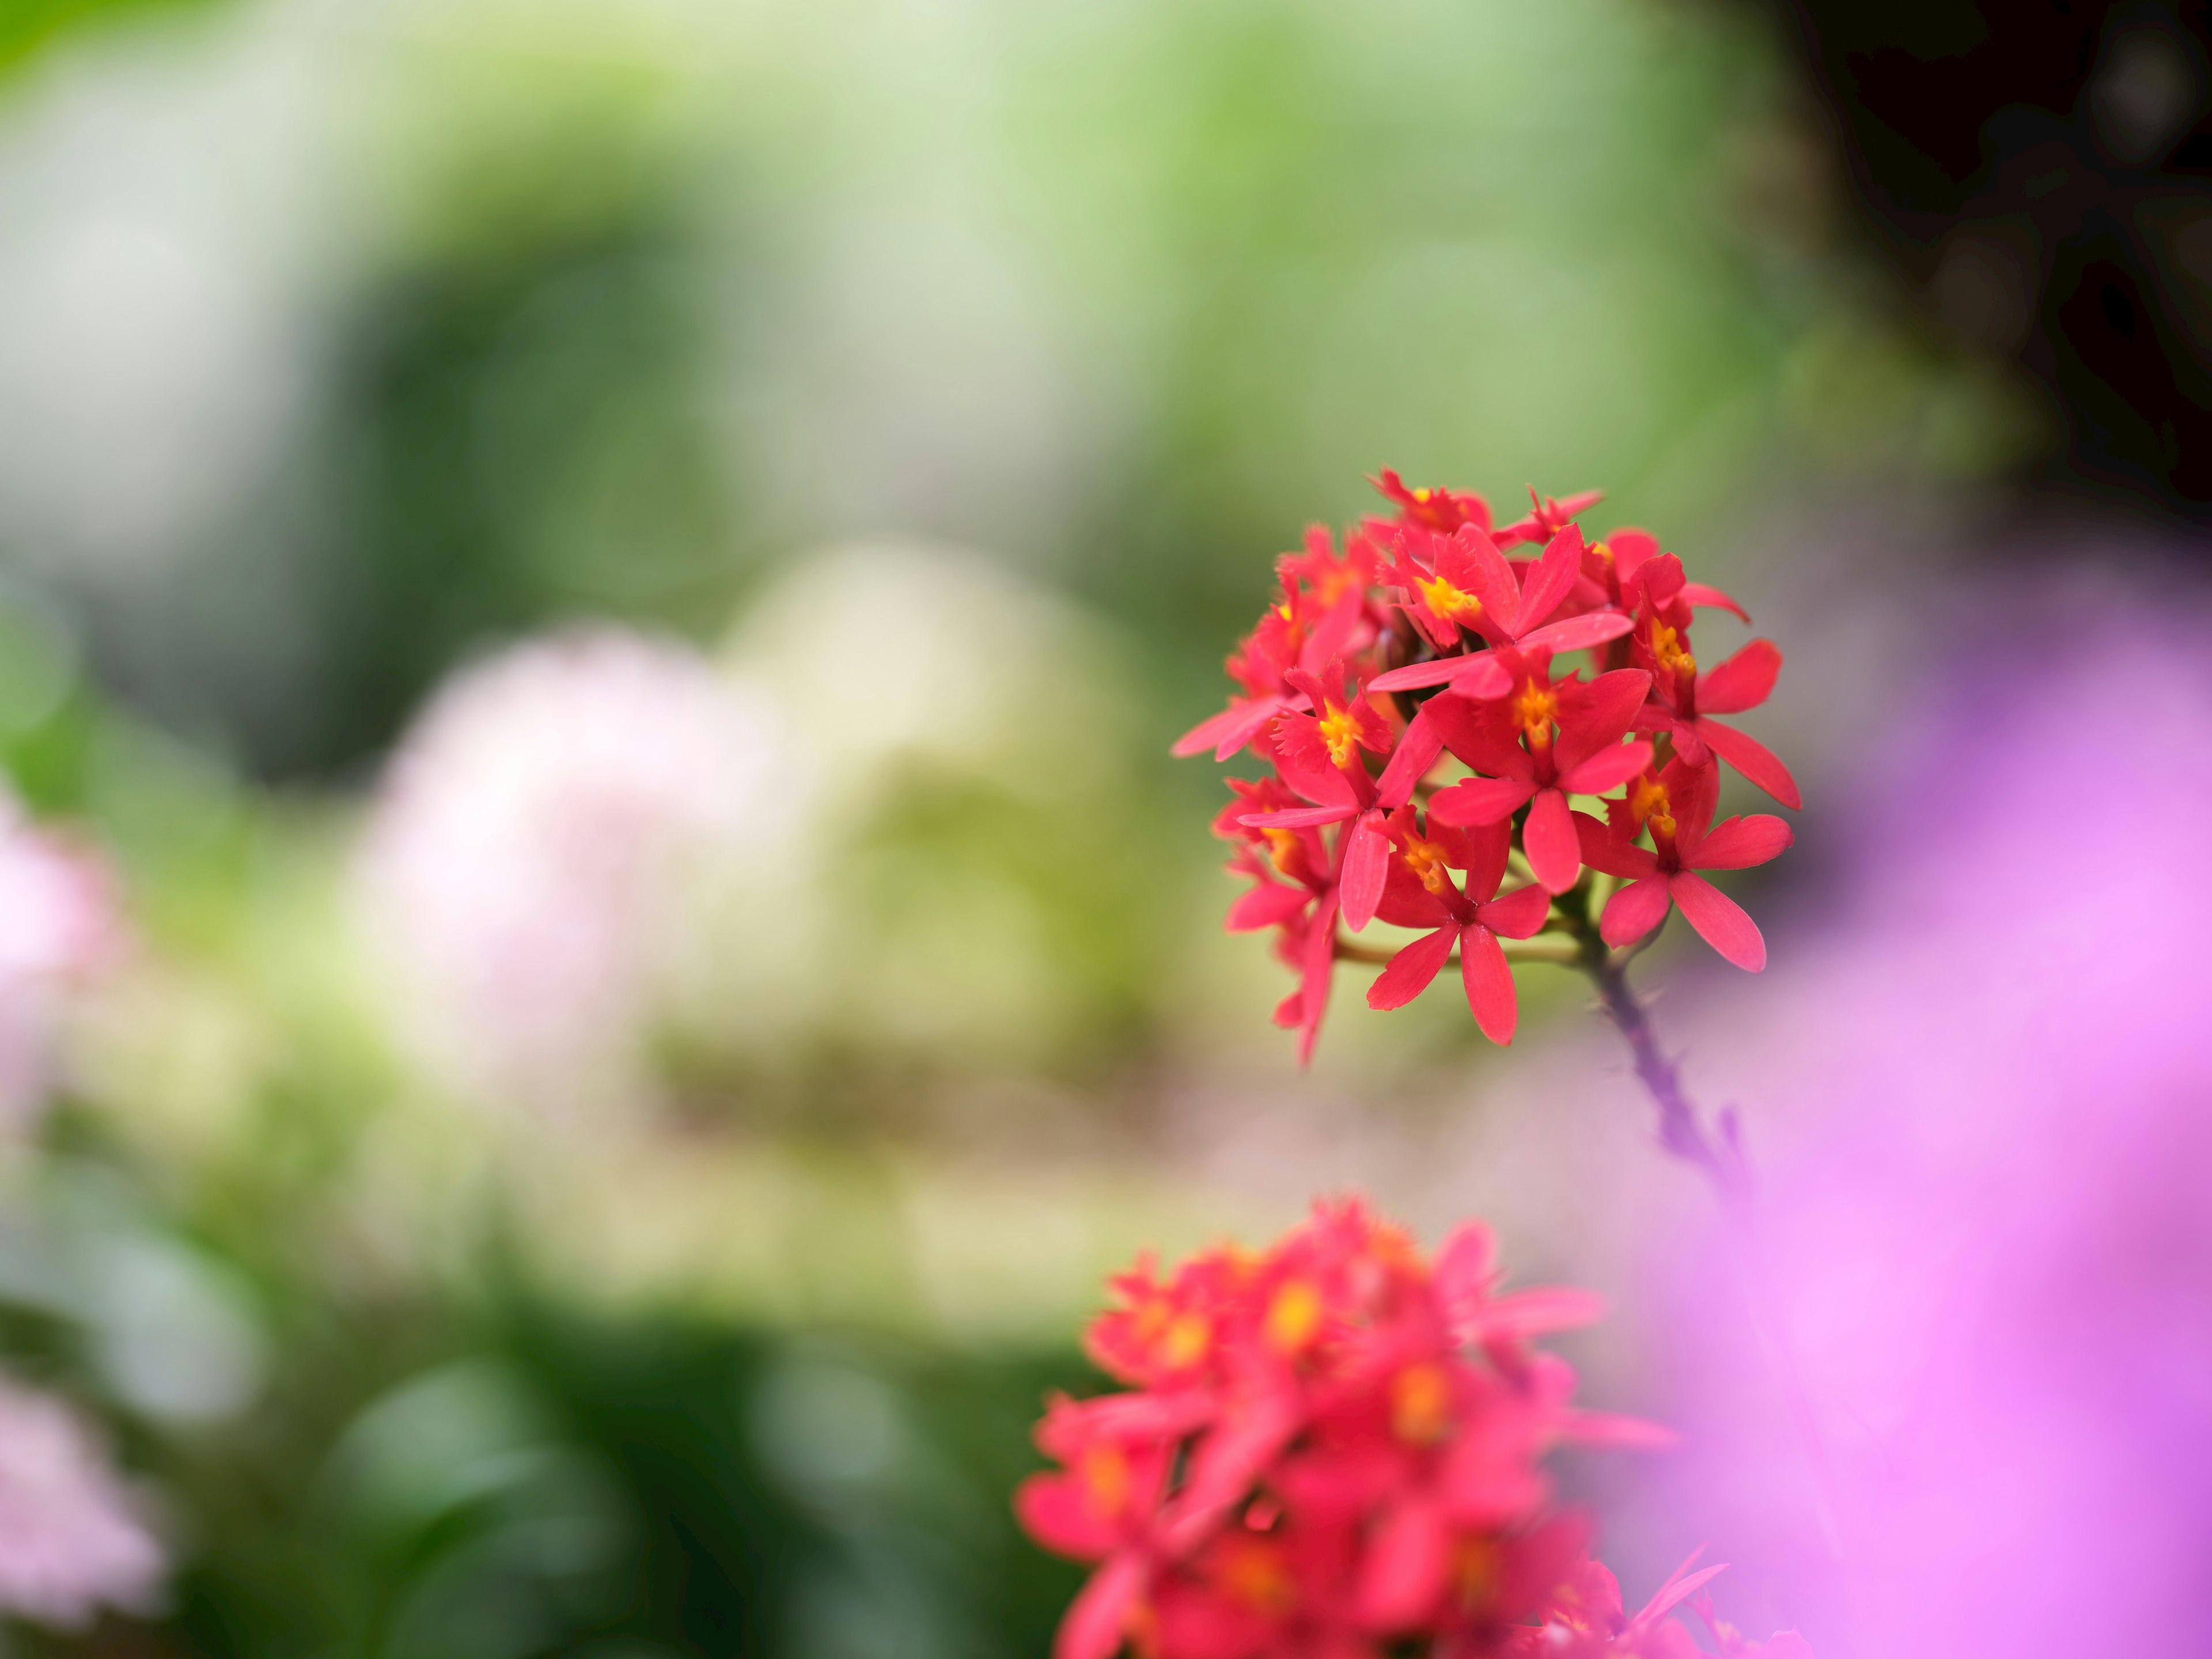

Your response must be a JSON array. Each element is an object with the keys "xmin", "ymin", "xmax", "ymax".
[
  {"xmin": 1016, "ymin": 1200, "xmax": 1698, "ymax": 1659},
  {"xmin": 1183, "ymin": 472, "xmax": 1799, "ymax": 1060}
]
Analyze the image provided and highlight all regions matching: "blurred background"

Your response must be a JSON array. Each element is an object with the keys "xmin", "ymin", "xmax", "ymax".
[{"xmin": 0, "ymin": 0, "xmax": 2205, "ymax": 1654}]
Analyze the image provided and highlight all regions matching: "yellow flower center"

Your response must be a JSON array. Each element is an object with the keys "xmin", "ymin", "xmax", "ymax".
[
  {"xmin": 1159, "ymin": 1312, "xmax": 1210, "ymax": 1370},
  {"xmin": 1264, "ymin": 1279, "xmax": 1323, "ymax": 1354},
  {"xmin": 1315, "ymin": 703, "xmax": 1363, "ymax": 768},
  {"xmin": 1415, "ymin": 571, "xmax": 1483, "ymax": 626}
]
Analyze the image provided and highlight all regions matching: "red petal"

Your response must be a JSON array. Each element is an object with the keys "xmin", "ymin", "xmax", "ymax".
[
  {"xmin": 1369, "ymin": 656, "xmax": 1472, "ymax": 693},
  {"xmin": 1514, "ymin": 525, "xmax": 1584, "ymax": 634},
  {"xmin": 1669, "ymin": 872, "xmax": 1766, "ymax": 970},
  {"xmin": 1433, "ymin": 1222, "xmax": 1497, "ymax": 1316},
  {"xmin": 1456, "ymin": 525, "xmax": 1522, "ymax": 633},
  {"xmin": 1475, "ymin": 882, "xmax": 1552, "ymax": 940},
  {"xmin": 1558, "ymin": 737, "xmax": 1652, "ymax": 798},
  {"xmin": 1516, "ymin": 609, "xmax": 1634, "ymax": 657},
  {"xmin": 1301, "ymin": 588, "xmax": 1368, "ymax": 673},
  {"xmin": 1425, "ymin": 694, "xmax": 1533, "ymax": 779},
  {"xmin": 1240, "ymin": 805, "xmax": 1352, "ymax": 830},
  {"xmin": 1225, "ymin": 881, "xmax": 1311, "ymax": 932},
  {"xmin": 1173, "ymin": 698, "xmax": 1272, "ymax": 759},
  {"xmin": 1426, "ymin": 775, "xmax": 1534, "ymax": 827},
  {"xmin": 1338, "ymin": 812, "xmax": 1391, "ymax": 933},
  {"xmin": 1295, "ymin": 894, "xmax": 1339, "ymax": 1063},
  {"xmin": 1460, "ymin": 924, "xmax": 1519, "ymax": 1044},
  {"xmin": 1574, "ymin": 810, "xmax": 1658, "ymax": 879},
  {"xmin": 1366, "ymin": 925, "xmax": 1456, "ymax": 1010},
  {"xmin": 1522, "ymin": 789, "xmax": 1581, "ymax": 893},
  {"xmin": 1476, "ymin": 1287, "xmax": 1608, "ymax": 1339},
  {"xmin": 1600, "ymin": 876, "xmax": 1673, "ymax": 949},
  {"xmin": 1691, "ymin": 813, "xmax": 1793, "ymax": 871},
  {"xmin": 1374, "ymin": 705, "xmax": 1443, "ymax": 809},
  {"xmin": 1680, "ymin": 580, "xmax": 1750, "ymax": 622},
  {"xmin": 1016, "ymin": 1472, "xmax": 1120, "ymax": 1559},
  {"xmin": 1357, "ymin": 1497, "xmax": 1451, "ymax": 1630},
  {"xmin": 1696, "ymin": 639, "xmax": 1781, "ymax": 715},
  {"xmin": 1694, "ymin": 717, "xmax": 1799, "ymax": 809},
  {"xmin": 1056, "ymin": 1552, "xmax": 1146, "ymax": 1659}
]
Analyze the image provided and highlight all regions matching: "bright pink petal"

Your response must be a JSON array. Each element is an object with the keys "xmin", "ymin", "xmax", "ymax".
[
  {"xmin": 1474, "ymin": 882, "xmax": 1552, "ymax": 940},
  {"xmin": 1338, "ymin": 812, "xmax": 1391, "ymax": 933},
  {"xmin": 1366, "ymin": 925, "xmax": 1456, "ymax": 1011},
  {"xmin": 1433, "ymin": 1222, "xmax": 1497, "ymax": 1319},
  {"xmin": 1691, "ymin": 813, "xmax": 1793, "ymax": 871},
  {"xmin": 1522, "ymin": 788, "xmax": 1581, "ymax": 893},
  {"xmin": 1696, "ymin": 639, "xmax": 1781, "ymax": 715},
  {"xmin": 1574, "ymin": 810, "xmax": 1658, "ymax": 879},
  {"xmin": 1516, "ymin": 609, "xmax": 1634, "ymax": 657},
  {"xmin": 1172, "ymin": 700, "xmax": 1263, "ymax": 759},
  {"xmin": 1600, "ymin": 876, "xmax": 1673, "ymax": 949},
  {"xmin": 1367, "ymin": 657, "xmax": 1462, "ymax": 694},
  {"xmin": 1240, "ymin": 805, "xmax": 1353, "ymax": 830},
  {"xmin": 1426, "ymin": 775, "xmax": 1535, "ymax": 828},
  {"xmin": 1460, "ymin": 923, "xmax": 1519, "ymax": 1044},
  {"xmin": 1357, "ymin": 1496, "xmax": 1451, "ymax": 1630},
  {"xmin": 1631, "ymin": 1556, "xmax": 1729, "ymax": 1629},
  {"xmin": 1301, "ymin": 588, "xmax": 1367, "ymax": 672},
  {"xmin": 1295, "ymin": 894, "xmax": 1339, "ymax": 1063},
  {"xmin": 1455, "ymin": 525, "xmax": 1522, "ymax": 634},
  {"xmin": 1015, "ymin": 1472, "xmax": 1119, "ymax": 1559},
  {"xmin": 1225, "ymin": 880, "xmax": 1311, "ymax": 933},
  {"xmin": 1374, "ymin": 705, "xmax": 1444, "ymax": 808},
  {"xmin": 1513, "ymin": 525, "xmax": 1584, "ymax": 634},
  {"xmin": 1560, "ymin": 1409, "xmax": 1681, "ymax": 1450},
  {"xmin": 1558, "ymin": 737, "xmax": 1653, "ymax": 797},
  {"xmin": 1056, "ymin": 1552, "xmax": 1146, "ymax": 1659},
  {"xmin": 1669, "ymin": 872, "xmax": 1766, "ymax": 970},
  {"xmin": 1475, "ymin": 1287, "xmax": 1608, "ymax": 1340},
  {"xmin": 1695, "ymin": 717, "xmax": 1801, "ymax": 810},
  {"xmin": 1680, "ymin": 580, "xmax": 1750, "ymax": 622}
]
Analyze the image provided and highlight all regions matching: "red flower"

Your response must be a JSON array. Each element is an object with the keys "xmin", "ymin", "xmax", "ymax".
[
  {"xmin": 1572, "ymin": 759, "xmax": 1793, "ymax": 971},
  {"xmin": 1495, "ymin": 485, "xmax": 1604, "ymax": 549},
  {"xmin": 1175, "ymin": 470, "xmax": 1797, "ymax": 1057},
  {"xmin": 1627, "ymin": 555, "xmax": 1800, "ymax": 810},
  {"xmin": 1017, "ymin": 1200, "xmax": 1668, "ymax": 1659},
  {"xmin": 1369, "ymin": 468, "xmax": 1494, "ymax": 535},
  {"xmin": 1363, "ymin": 809, "xmax": 1553, "ymax": 1043},
  {"xmin": 1422, "ymin": 661, "xmax": 1654, "ymax": 894},
  {"xmin": 1367, "ymin": 525, "xmax": 1635, "ymax": 701}
]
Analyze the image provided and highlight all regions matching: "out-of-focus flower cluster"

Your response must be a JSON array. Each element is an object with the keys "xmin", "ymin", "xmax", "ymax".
[
  {"xmin": 1179, "ymin": 474, "xmax": 1797, "ymax": 1060},
  {"xmin": 0, "ymin": 1374, "xmax": 163, "ymax": 1630},
  {"xmin": 1017, "ymin": 1199, "xmax": 1809, "ymax": 1659}
]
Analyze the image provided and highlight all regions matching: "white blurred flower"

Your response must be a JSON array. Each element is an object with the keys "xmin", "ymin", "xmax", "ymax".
[
  {"xmin": 0, "ymin": 794, "xmax": 120, "ymax": 1131},
  {"xmin": 357, "ymin": 628, "xmax": 806, "ymax": 1116},
  {"xmin": 0, "ymin": 1376, "xmax": 162, "ymax": 1628}
]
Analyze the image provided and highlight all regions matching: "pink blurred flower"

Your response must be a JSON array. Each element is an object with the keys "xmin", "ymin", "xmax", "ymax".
[
  {"xmin": 0, "ymin": 1376, "xmax": 161, "ymax": 1628},
  {"xmin": 357, "ymin": 628, "xmax": 799, "ymax": 1113},
  {"xmin": 0, "ymin": 793, "xmax": 119, "ymax": 1128}
]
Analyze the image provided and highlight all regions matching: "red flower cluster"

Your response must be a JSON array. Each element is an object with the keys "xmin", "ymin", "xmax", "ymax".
[
  {"xmin": 1016, "ymin": 1200, "xmax": 1810, "ymax": 1659},
  {"xmin": 1179, "ymin": 473, "xmax": 1797, "ymax": 1062}
]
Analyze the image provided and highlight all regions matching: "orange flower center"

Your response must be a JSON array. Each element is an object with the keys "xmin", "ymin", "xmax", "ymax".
[
  {"xmin": 1081, "ymin": 1444, "xmax": 1130, "ymax": 1518},
  {"xmin": 1451, "ymin": 1536, "xmax": 1500, "ymax": 1611},
  {"xmin": 1264, "ymin": 1279, "xmax": 1323, "ymax": 1354},
  {"xmin": 1514, "ymin": 680, "xmax": 1558, "ymax": 746},
  {"xmin": 1650, "ymin": 622, "xmax": 1696, "ymax": 680},
  {"xmin": 1399, "ymin": 832, "xmax": 1455, "ymax": 897},
  {"xmin": 1158, "ymin": 1312, "xmax": 1210, "ymax": 1370},
  {"xmin": 1263, "ymin": 827, "xmax": 1300, "ymax": 876},
  {"xmin": 1391, "ymin": 1361, "xmax": 1453, "ymax": 1445},
  {"xmin": 1218, "ymin": 1539, "xmax": 1298, "ymax": 1616},
  {"xmin": 1630, "ymin": 776, "xmax": 1676, "ymax": 840}
]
